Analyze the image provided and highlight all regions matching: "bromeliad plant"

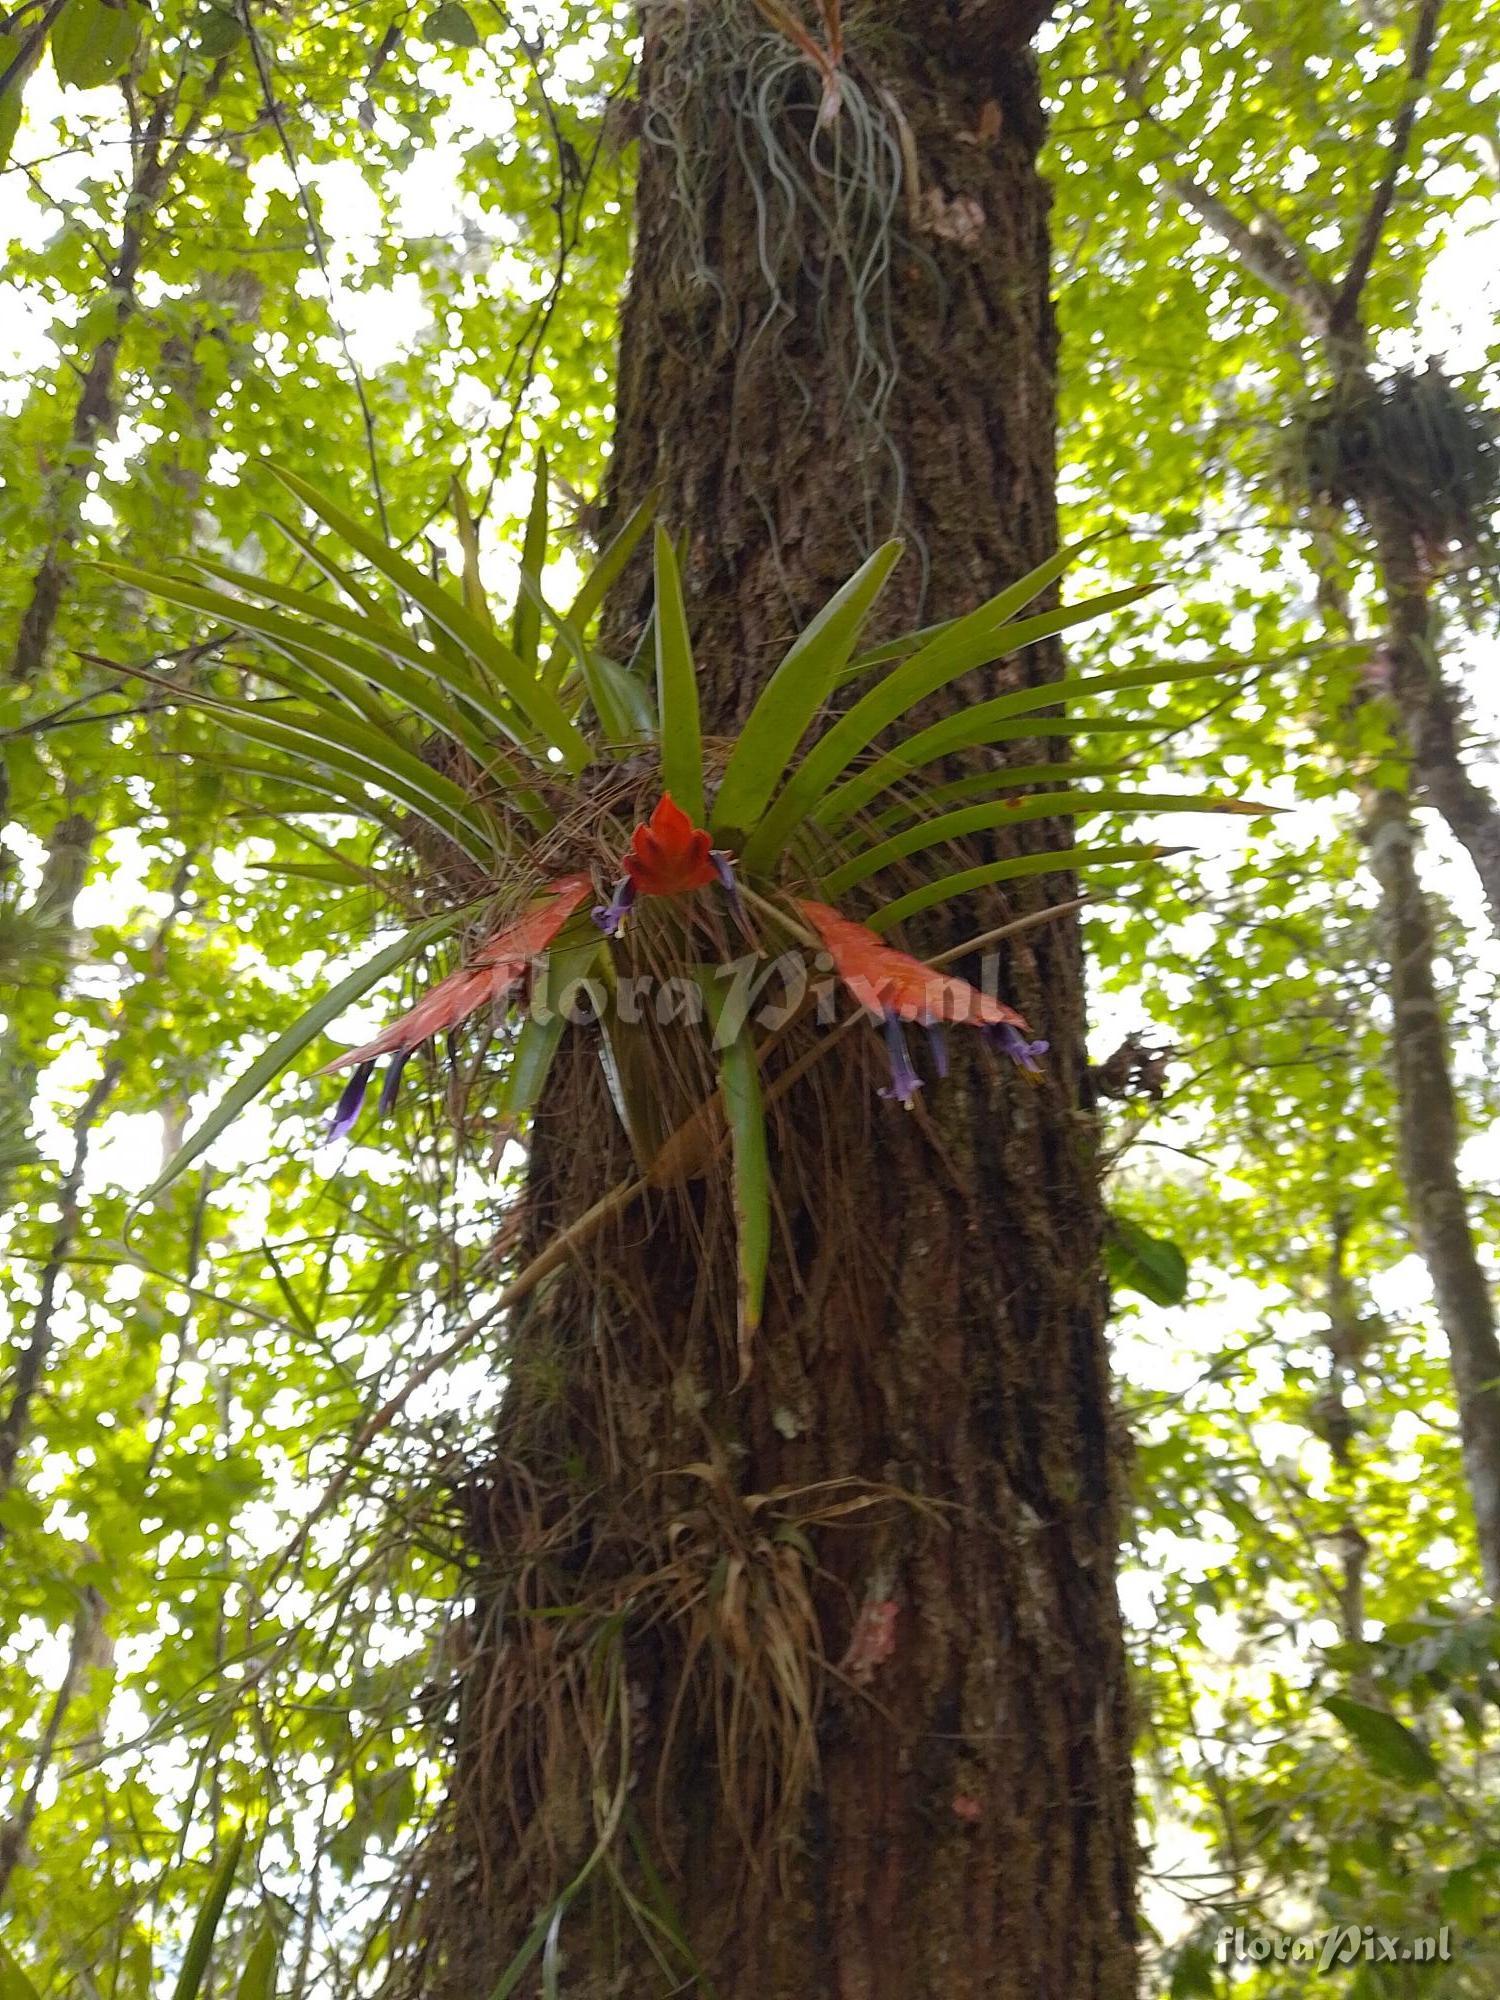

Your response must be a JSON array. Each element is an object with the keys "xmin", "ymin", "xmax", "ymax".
[{"xmin": 111, "ymin": 459, "xmax": 1306, "ymax": 1342}]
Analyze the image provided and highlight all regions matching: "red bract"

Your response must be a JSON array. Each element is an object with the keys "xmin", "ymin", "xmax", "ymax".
[
  {"xmin": 623, "ymin": 792, "xmax": 718, "ymax": 897},
  {"xmin": 797, "ymin": 900, "xmax": 1032, "ymax": 1030},
  {"xmin": 796, "ymin": 897, "xmax": 1044, "ymax": 1108},
  {"xmin": 322, "ymin": 872, "xmax": 592, "ymax": 1075},
  {"xmin": 594, "ymin": 794, "xmax": 741, "ymax": 937}
]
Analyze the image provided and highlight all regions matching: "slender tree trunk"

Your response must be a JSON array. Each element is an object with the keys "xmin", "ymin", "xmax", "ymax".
[
  {"xmin": 0, "ymin": 1585, "xmax": 106, "ymax": 1908},
  {"xmin": 1119, "ymin": 7, "xmax": 1500, "ymax": 941},
  {"xmin": 1358, "ymin": 479, "xmax": 1500, "ymax": 936},
  {"xmin": 9, "ymin": 64, "xmax": 225, "ymax": 684},
  {"xmin": 413, "ymin": 8, "xmax": 1136, "ymax": 1996},
  {"xmin": 0, "ymin": 860, "xmax": 192, "ymax": 1506},
  {"xmin": 0, "ymin": 1058, "xmax": 123, "ymax": 1506},
  {"xmin": 10, "ymin": 103, "xmax": 165, "ymax": 686},
  {"xmin": 1310, "ymin": 523, "xmax": 1500, "ymax": 1596},
  {"xmin": 4, "ymin": 67, "xmax": 222, "ymax": 1202},
  {"xmin": 1134, "ymin": 124, "xmax": 1500, "ymax": 1584},
  {"xmin": 1322, "ymin": 335, "xmax": 1500, "ymax": 938},
  {"xmin": 0, "ymin": 811, "xmax": 95, "ymax": 1212},
  {"xmin": 1318, "ymin": 340, "xmax": 1500, "ymax": 1595},
  {"xmin": 1364, "ymin": 790, "xmax": 1500, "ymax": 1596}
]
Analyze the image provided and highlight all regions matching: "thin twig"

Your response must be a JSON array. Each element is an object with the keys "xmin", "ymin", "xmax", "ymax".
[
  {"xmin": 0, "ymin": 0, "xmax": 65, "ymax": 103},
  {"xmin": 238, "ymin": 0, "xmax": 389, "ymax": 535},
  {"xmin": 1333, "ymin": 0, "xmax": 1444, "ymax": 329}
]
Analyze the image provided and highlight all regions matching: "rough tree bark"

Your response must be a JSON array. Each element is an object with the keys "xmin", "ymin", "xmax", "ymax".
[{"xmin": 414, "ymin": 6, "xmax": 1136, "ymax": 1998}]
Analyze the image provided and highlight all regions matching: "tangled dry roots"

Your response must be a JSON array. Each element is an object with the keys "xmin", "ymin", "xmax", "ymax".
[{"xmin": 380, "ymin": 753, "xmax": 929, "ymax": 1991}]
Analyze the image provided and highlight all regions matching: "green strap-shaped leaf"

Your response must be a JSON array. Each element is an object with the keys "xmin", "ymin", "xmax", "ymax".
[
  {"xmin": 184, "ymin": 556, "xmax": 430, "ymax": 680},
  {"xmin": 815, "ymin": 655, "xmax": 1260, "ymax": 830},
  {"xmin": 579, "ymin": 648, "xmax": 656, "ymax": 746},
  {"xmin": 825, "ymin": 789, "xmax": 1268, "ymax": 895},
  {"xmin": 517, "ymin": 572, "xmax": 653, "ymax": 748},
  {"xmin": 540, "ymin": 487, "xmax": 658, "ymax": 691},
  {"xmin": 105, "ymin": 557, "xmax": 554, "ymax": 814},
  {"xmin": 513, "ymin": 454, "xmax": 548, "ymax": 665},
  {"xmin": 193, "ymin": 548, "xmax": 404, "ymax": 652},
  {"xmin": 234, "ymin": 1921, "xmax": 279, "ymax": 2000},
  {"xmin": 831, "ymin": 532, "xmax": 1114, "ymax": 683},
  {"xmin": 501, "ymin": 933, "xmax": 606, "ymax": 1124},
  {"xmin": 821, "ymin": 639, "xmax": 1364, "ymax": 829},
  {"xmin": 868, "ymin": 843, "xmax": 1175, "ymax": 931},
  {"xmin": 866, "ymin": 761, "xmax": 1138, "ymax": 832},
  {"xmin": 451, "ymin": 480, "xmax": 493, "ymax": 631},
  {"xmin": 191, "ymin": 751, "xmax": 409, "ymax": 840},
  {"xmin": 268, "ymin": 466, "xmax": 592, "ymax": 769},
  {"xmin": 139, "ymin": 907, "xmax": 472, "ymax": 1205},
  {"xmin": 741, "ymin": 580, "xmax": 1158, "ymax": 872},
  {"xmin": 711, "ymin": 539, "xmax": 903, "ymax": 842},
  {"xmin": 246, "ymin": 858, "xmax": 377, "ymax": 890},
  {"xmin": 267, "ymin": 512, "xmax": 397, "ymax": 626},
  {"xmin": 171, "ymin": 1826, "xmax": 247, "ymax": 2000},
  {"xmin": 652, "ymin": 526, "xmax": 706, "ymax": 826},
  {"xmin": 699, "ymin": 977, "xmax": 770, "ymax": 1371},
  {"xmin": 216, "ymin": 705, "xmax": 502, "ymax": 865},
  {"xmin": 591, "ymin": 957, "xmax": 667, "ymax": 1168},
  {"xmin": 228, "ymin": 616, "xmax": 552, "ymax": 828}
]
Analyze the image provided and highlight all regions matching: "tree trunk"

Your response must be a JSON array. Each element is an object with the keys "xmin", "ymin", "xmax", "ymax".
[
  {"xmin": 410, "ymin": 8, "xmax": 1136, "ymax": 1996},
  {"xmin": 1363, "ymin": 798, "xmax": 1500, "ymax": 1599},
  {"xmin": 1323, "ymin": 349, "xmax": 1500, "ymax": 1597},
  {"xmin": 1359, "ymin": 479, "xmax": 1500, "ymax": 939}
]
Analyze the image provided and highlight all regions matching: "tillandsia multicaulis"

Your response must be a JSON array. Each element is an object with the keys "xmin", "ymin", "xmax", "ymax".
[{"xmin": 119, "ymin": 458, "xmax": 1312, "ymax": 1323}]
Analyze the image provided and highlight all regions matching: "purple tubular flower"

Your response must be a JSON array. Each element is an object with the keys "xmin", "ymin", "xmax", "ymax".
[
  {"xmin": 328, "ymin": 1060, "xmax": 374, "ymax": 1141},
  {"xmin": 878, "ymin": 1011, "xmax": 923, "ymax": 1108},
  {"xmin": 378, "ymin": 1049, "xmax": 413, "ymax": 1118},
  {"xmin": 989, "ymin": 1022, "xmax": 1049, "ymax": 1078},
  {"xmin": 711, "ymin": 848, "xmax": 741, "ymax": 908},
  {"xmin": 592, "ymin": 876, "xmax": 636, "ymax": 937},
  {"xmin": 926, "ymin": 1022, "xmax": 949, "ymax": 1080},
  {"xmin": 711, "ymin": 847, "xmax": 756, "ymax": 942}
]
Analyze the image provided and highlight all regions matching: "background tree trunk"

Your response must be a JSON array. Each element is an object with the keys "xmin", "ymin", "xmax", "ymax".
[{"xmin": 413, "ymin": 8, "xmax": 1137, "ymax": 1995}]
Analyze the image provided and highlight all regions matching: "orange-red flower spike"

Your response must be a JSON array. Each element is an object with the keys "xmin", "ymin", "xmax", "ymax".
[
  {"xmin": 322, "ymin": 872, "xmax": 592, "ymax": 1078},
  {"xmin": 797, "ymin": 900, "xmax": 1031, "ymax": 1029},
  {"xmin": 796, "ymin": 897, "xmax": 1047, "ymax": 1107}
]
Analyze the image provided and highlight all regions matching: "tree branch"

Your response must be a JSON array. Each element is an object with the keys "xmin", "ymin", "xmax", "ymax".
[
  {"xmin": 0, "ymin": 0, "xmax": 65, "ymax": 104},
  {"xmin": 1160, "ymin": 166, "xmax": 1336, "ymax": 334},
  {"xmin": 0, "ymin": 1585, "xmax": 106, "ymax": 1909},
  {"xmin": 1333, "ymin": 0, "xmax": 1444, "ymax": 331},
  {"xmin": 1105, "ymin": 41, "xmax": 1336, "ymax": 334}
]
